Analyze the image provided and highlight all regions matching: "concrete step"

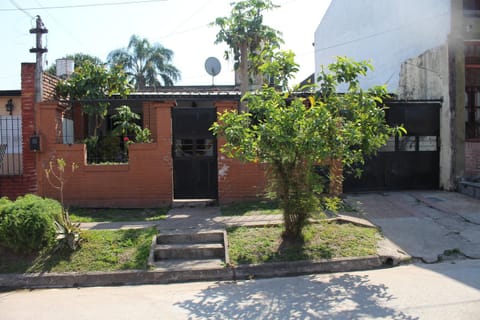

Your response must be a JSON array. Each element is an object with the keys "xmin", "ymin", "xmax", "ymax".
[
  {"xmin": 157, "ymin": 230, "xmax": 224, "ymax": 244},
  {"xmin": 154, "ymin": 243, "xmax": 225, "ymax": 260},
  {"xmin": 151, "ymin": 258, "xmax": 224, "ymax": 271},
  {"xmin": 172, "ymin": 199, "xmax": 217, "ymax": 208}
]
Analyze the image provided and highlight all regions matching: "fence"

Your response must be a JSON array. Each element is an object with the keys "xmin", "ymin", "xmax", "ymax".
[{"xmin": 0, "ymin": 116, "xmax": 22, "ymax": 175}]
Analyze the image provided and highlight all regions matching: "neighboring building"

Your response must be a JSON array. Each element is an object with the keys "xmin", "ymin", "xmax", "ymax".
[
  {"xmin": 0, "ymin": 90, "xmax": 22, "ymax": 177},
  {"xmin": 315, "ymin": 0, "xmax": 480, "ymax": 191}
]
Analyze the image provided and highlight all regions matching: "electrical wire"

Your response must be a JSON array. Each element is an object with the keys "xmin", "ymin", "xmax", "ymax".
[
  {"xmin": 161, "ymin": 0, "xmax": 213, "ymax": 39},
  {"xmin": 1, "ymin": 0, "xmax": 167, "ymax": 11},
  {"xmin": 315, "ymin": 11, "xmax": 450, "ymax": 53},
  {"xmin": 9, "ymin": 0, "xmax": 34, "ymax": 18},
  {"xmin": 32, "ymin": 0, "xmax": 87, "ymax": 53}
]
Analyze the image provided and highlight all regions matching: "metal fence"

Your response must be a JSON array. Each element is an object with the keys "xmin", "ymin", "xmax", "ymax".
[
  {"xmin": 84, "ymin": 134, "xmax": 130, "ymax": 164},
  {"xmin": 0, "ymin": 116, "xmax": 23, "ymax": 175}
]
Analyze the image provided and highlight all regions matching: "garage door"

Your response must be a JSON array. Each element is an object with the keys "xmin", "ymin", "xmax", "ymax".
[{"xmin": 344, "ymin": 101, "xmax": 440, "ymax": 192}]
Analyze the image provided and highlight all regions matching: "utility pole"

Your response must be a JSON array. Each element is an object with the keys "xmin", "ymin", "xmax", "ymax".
[{"xmin": 29, "ymin": 15, "xmax": 48, "ymax": 103}]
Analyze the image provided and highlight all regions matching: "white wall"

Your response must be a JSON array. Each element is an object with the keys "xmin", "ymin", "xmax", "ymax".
[{"xmin": 314, "ymin": 0, "xmax": 452, "ymax": 93}]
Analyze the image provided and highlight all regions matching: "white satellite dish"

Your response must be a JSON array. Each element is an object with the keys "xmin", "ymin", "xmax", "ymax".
[{"xmin": 204, "ymin": 57, "xmax": 221, "ymax": 86}]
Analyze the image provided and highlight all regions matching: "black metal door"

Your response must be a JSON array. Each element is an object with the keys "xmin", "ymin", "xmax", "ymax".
[
  {"xmin": 344, "ymin": 102, "xmax": 440, "ymax": 192},
  {"xmin": 172, "ymin": 108, "xmax": 217, "ymax": 199}
]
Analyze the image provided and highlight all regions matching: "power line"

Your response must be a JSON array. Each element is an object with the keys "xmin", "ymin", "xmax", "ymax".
[
  {"xmin": 161, "ymin": 0, "xmax": 213, "ymax": 39},
  {"xmin": 1, "ymin": 0, "xmax": 167, "ymax": 11},
  {"xmin": 9, "ymin": 0, "xmax": 34, "ymax": 18},
  {"xmin": 315, "ymin": 10, "xmax": 450, "ymax": 53},
  {"xmin": 32, "ymin": 0, "xmax": 87, "ymax": 52}
]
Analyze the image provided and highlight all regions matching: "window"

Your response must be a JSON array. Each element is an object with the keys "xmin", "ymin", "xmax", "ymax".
[
  {"xmin": 465, "ymin": 87, "xmax": 480, "ymax": 139},
  {"xmin": 464, "ymin": 0, "xmax": 480, "ymax": 10},
  {"xmin": 174, "ymin": 139, "xmax": 214, "ymax": 157},
  {"xmin": 465, "ymin": 42, "xmax": 480, "ymax": 139}
]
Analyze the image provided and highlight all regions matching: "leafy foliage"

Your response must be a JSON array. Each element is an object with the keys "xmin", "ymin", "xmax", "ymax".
[
  {"xmin": 54, "ymin": 209, "xmax": 82, "ymax": 251},
  {"xmin": 0, "ymin": 195, "xmax": 62, "ymax": 253},
  {"xmin": 135, "ymin": 128, "xmax": 153, "ymax": 143},
  {"xmin": 211, "ymin": 0, "xmax": 283, "ymax": 107},
  {"xmin": 107, "ymin": 34, "xmax": 181, "ymax": 90},
  {"xmin": 111, "ymin": 105, "xmax": 141, "ymax": 138},
  {"xmin": 56, "ymin": 61, "xmax": 132, "ymax": 137},
  {"xmin": 45, "ymin": 53, "xmax": 103, "ymax": 76},
  {"xmin": 212, "ymin": 56, "xmax": 404, "ymax": 240}
]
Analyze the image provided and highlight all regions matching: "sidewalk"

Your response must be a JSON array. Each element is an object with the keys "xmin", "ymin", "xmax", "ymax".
[{"xmin": 80, "ymin": 206, "xmax": 284, "ymax": 231}]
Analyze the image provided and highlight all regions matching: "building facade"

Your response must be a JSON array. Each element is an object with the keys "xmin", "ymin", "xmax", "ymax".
[{"xmin": 315, "ymin": 0, "xmax": 480, "ymax": 190}]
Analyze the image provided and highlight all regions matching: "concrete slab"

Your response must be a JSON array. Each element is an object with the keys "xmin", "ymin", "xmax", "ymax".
[
  {"xmin": 345, "ymin": 191, "xmax": 480, "ymax": 263},
  {"xmin": 460, "ymin": 212, "xmax": 480, "ymax": 225},
  {"xmin": 344, "ymin": 193, "xmax": 416, "ymax": 219}
]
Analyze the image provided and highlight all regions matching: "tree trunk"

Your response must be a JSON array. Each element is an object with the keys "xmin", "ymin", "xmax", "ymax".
[{"xmin": 275, "ymin": 161, "xmax": 315, "ymax": 242}]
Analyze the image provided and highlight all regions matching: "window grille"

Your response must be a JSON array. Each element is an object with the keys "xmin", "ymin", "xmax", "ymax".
[{"xmin": 0, "ymin": 116, "xmax": 22, "ymax": 175}]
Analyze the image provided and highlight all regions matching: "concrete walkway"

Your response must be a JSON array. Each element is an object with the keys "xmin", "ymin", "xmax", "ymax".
[
  {"xmin": 80, "ymin": 207, "xmax": 284, "ymax": 231},
  {"xmin": 344, "ymin": 190, "xmax": 480, "ymax": 263}
]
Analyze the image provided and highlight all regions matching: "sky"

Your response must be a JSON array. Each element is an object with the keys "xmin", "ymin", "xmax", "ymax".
[{"xmin": 0, "ymin": 0, "xmax": 332, "ymax": 90}]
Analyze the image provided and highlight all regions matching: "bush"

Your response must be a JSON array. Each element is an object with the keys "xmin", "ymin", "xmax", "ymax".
[{"xmin": 0, "ymin": 195, "xmax": 62, "ymax": 253}]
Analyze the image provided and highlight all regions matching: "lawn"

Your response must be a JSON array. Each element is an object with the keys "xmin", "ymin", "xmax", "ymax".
[
  {"xmin": 0, "ymin": 227, "xmax": 157, "ymax": 273},
  {"xmin": 0, "ymin": 203, "xmax": 379, "ymax": 273},
  {"xmin": 227, "ymin": 222, "xmax": 380, "ymax": 265},
  {"xmin": 68, "ymin": 207, "xmax": 168, "ymax": 222}
]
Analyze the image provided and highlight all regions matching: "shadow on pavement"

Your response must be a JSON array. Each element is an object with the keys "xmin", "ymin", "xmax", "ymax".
[{"xmin": 175, "ymin": 273, "xmax": 418, "ymax": 320}]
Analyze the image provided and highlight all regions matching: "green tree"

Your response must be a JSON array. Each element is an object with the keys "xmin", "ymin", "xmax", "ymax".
[
  {"xmin": 111, "ymin": 105, "xmax": 141, "ymax": 138},
  {"xmin": 211, "ymin": 56, "xmax": 405, "ymax": 241},
  {"xmin": 56, "ymin": 61, "xmax": 131, "ymax": 138},
  {"xmin": 46, "ymin": 53, "xmax": 103, "ymax": 76},
  {"xmin": 211, "ymin": 0, "xmax": 283, "ymax": 110},
  {"xmin": 107, "ymin": 35, "xmax": 181, "ymax": 91}
]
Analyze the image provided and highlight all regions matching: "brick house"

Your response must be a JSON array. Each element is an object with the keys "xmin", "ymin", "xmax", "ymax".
[
  {"xmin": 315, "ymin": 0, "xmax": 480, "ymax": 191},
  {"xmin": 0, "ymin": 63, "xmax": 271, "ymax": 207}
]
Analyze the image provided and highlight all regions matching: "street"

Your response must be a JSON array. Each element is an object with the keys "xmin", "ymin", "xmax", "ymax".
[{"xmin": 1, "ymin": 259, "xmax": 479, "ymax": 320}]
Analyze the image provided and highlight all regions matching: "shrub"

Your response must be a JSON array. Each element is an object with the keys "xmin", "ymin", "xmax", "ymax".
[{"xmin": 0, "ymin": 195, "xmax": 62, "ymax": 253}]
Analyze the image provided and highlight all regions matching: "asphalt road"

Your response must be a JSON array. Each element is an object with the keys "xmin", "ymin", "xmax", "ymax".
[{"xmin": 1, "ymin": 259, "xmax": 479, "ymax": 320}]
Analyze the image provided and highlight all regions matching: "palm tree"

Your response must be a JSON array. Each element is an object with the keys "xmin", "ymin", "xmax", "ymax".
[{"xmin": 107, "ymin": 35, "xmax": 181, "ymax": 91}]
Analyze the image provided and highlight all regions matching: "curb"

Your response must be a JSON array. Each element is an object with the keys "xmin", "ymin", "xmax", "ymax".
[{"xmin": 0, "ymin": 256, "xmax": 390, "ymax": 290}]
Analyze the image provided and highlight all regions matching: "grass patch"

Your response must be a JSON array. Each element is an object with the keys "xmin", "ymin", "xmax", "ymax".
[
  {"xmin": 68, "ymin": 207, "xmax": 168, "ymax": 222},
  {"xmin": 221, "ymin": 200, "xmax": 282, "ymax": 216},
  {"xmin": 227, "ymin": 222, "xmax": 379, "ymax": 265},
  {"xmin": 0, "ymin": 227, "xmax": 157, "ymax": 273}
]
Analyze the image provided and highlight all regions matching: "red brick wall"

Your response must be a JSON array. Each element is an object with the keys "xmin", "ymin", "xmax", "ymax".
[
  {"xmin": 37, "ymin": 101, "xmax": 175, "ymax": 208},
  {"xmin": 215, "ymin": 101, "xmax": 268, "ymax": 204},
  {"xmin": 465, "ymin": 141, "xmax": 480, "ymax": 176},
  {"xmin": 0, "ymin": 63, "xmax": 38, "ymax": 199}
]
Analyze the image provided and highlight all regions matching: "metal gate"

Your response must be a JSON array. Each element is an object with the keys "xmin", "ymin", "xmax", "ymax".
[
  {"xmin": 172, "ymin": 108, "xmax": 217, "ymax": 199},
  {"xmin": 344, "ymin": 102, "xmax": 440, "ymax": 192}
]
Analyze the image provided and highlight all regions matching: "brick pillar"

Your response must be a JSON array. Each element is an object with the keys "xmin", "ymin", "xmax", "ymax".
[
  {"xmin": 154, "ymin": 100, "xmax": 175, "ymax": 201},
  {"xmin": 1, "ymin": 63, "xmax": 38, "ymax": 199}
]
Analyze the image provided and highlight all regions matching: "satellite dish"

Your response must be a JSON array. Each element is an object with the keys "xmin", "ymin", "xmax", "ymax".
[{"xmin": 204, "ymin": 57, "xmax": 221, "ymax": 85}]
